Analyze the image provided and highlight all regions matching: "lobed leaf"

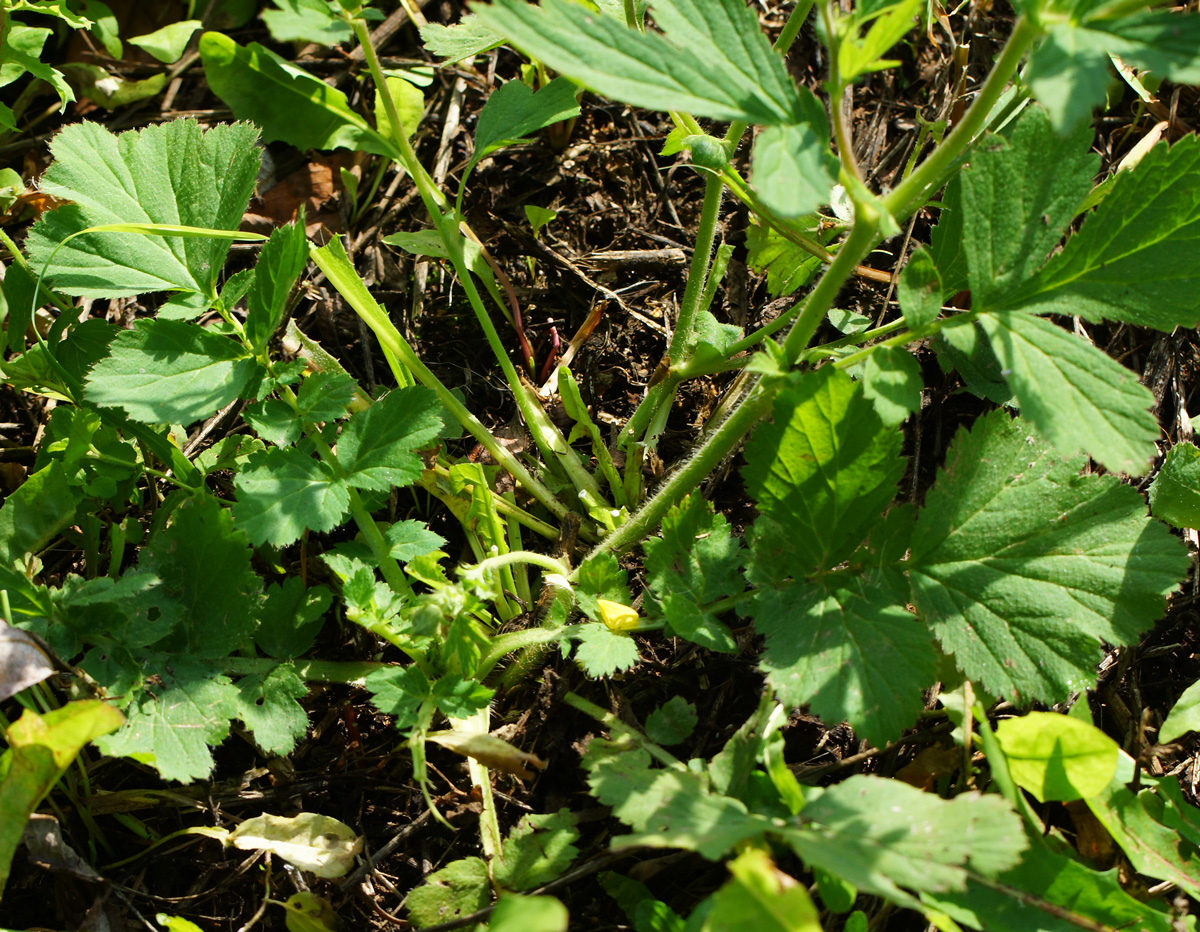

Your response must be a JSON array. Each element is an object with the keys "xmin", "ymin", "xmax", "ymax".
[
  {"xmin": 232, "ymin": 445, "xmax": 350, "ymax": 546},
  {"xmin": 336, "ymin": 386, "xmax": 443, "ymax": 492},
  {"xmin": 907, "ymin": 411, "xmax": 1188, "ymax": 702},
  {"xmin": 1149, "ymin": 441, "xmax": 1200, "ymax": 530}
]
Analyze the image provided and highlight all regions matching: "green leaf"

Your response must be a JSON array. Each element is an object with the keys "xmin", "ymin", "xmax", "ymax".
[
  {"xmin": 573, "ymin": 623, "xmax": 640, "ymax": 677},
  {"xmin": 419, "ymin": 15, "xmax": 505, "ymax": 64},
  {"xmin": 365, "ymin": 665, "xmax": 430, "ymax": 732},
  {"xmin": 896, "ymin": 245, "xmax": 943, "ymax": 330},
  {"xmin": 976, "ymin": 312, "xmax": 1158, "ymax": 475},
  {"xmin": 751, "ymin": 579, "xmax": 937, "ymax": 746},
  {"xmin": 128, "ymin": 20, "xmax": 202, "ymax": 63},
  {"xmin": 995, "ymin": 712, "xmax": 1120, "ymax": 802},
  {"xmin": 644, "ymin": 494, "xmax": 742, "ymax": 653},
  {"xmin": 0, "ymin": 701, "xmax": 123, "ymax": 896},
  {"xmin": 139, "ymin": 494, "xmax": 261, "ymax": 658},
  {"xmin": 960, "ymin": 106, "xmax": 1097, "ymax": 308},
  {"xmin": 256, "ymin": 577, "xmax": 331, "ymax": 659},
  {"xmin": 786, "ymin": 776, "xmax": 1026, "ymax": 909},
  {"xmin": 64, "ymin": 64, "xmax": 168, "ymax": 110},
  {"xmin": 1027, "ymin": 13, "xmax": 1200, "ymax": 133},
  {"xmin": 998, "ymin": 134, "xmax": 1200, "ymax": 330},
  {"xmin": 924, "ymin": 832, "xmax": 1179, "ymax": 932},
  {"xmin": 837, "ymin": 0, "xmax": 922, "ymax": 82},
  {"xmin": 385, "ymin": 520, "xmax": 447, "ymax": 562},
  {"xmin": 375, "ymin": 76, "xmax": 425, "ymax": 142},
  {"xmin": 406, "ymin": 856, "xmax": 491, "ymax": 928},
  {"xmin": 1149, "ymin": 441, "xmax": 1200, "ymax": 530},
  {"xmin": 232, "ymin": 446, "xmax": 349, "ymax": 546},
  {"xmin": 907, "ymin": 410, "xmax": 1188, "ymax": 702},
  {"xmin": 745, "ymin": 218, "xmax": 828, "ymax": 298},
  {"xmin": 96, "ymin": 659, "xmax": 239, "ymax": 782},
  {"xmin": 743, "ymin": 367, "xmax": 905, "ymax": 575},
  {"xmin": 750, "ymin": 120, "xmax": 837, "ymax": 219},
  {"xmin": 600, "ymin": 873, "xmax": 685, "ymax": 932},
  {"xmin": 473, "ymin": 0, "xmax": 804, "ymax": 125},
  {"xmin": 575, "ymin": 551, "xmax": 632, "ymax": 620},
  {"xmin": 262, "ymin": 0, "xmax": 353, "ymax": 44},
  {"xmin": 0, "ymin": 461, "xmax": 78, "ymax": 566},
  {"xmin": 336, "ymin": 386, "xmax": 442, "ymax": 491},
  {"xmin": 645, "ymin": 696, "xmax": 698, "ymax": 746},
  {"xmin": 246, "ymin": 221, "xmax": 309, "ymax": 350},
  {"xmin": 199, "ymin": 33, "xmax": 393, "ymax": 156},
  {"xmin": 0, "ymin": 25, "xmax": 73, "ymax": 115},
  {"xmin": 858, "ymin": 346, "xmax": 922, "ymax": 426},
  {"xmin": 244, "ymin": 398, "xmax": 302, "ymax": 447},
  {"xmin": 1085, "ymin": 764, "xmax": 1200, "ymax": 898},
  {"xmin": 928, "ymin": 177, "xmax": 968, "ymax": 296},
  {"xmin": 494, "ymin": 809, "xmax": 580, "ymax": 892},
  {"xmin": 26, "ymin": 120, "xmax": 260, "ymax": 299},
  {"xmin": 431, "ymin": 675, "xmax": 493, "ymax": 719},
  {"xmin": 470, "ymin": 78, "xmax": 581, "ymax": 173},
  {"xmin": 234, "ymin": 664, "xmax": 309, "ymax": 755},
  {"xmin": 489, "ymin": 895, "xmax": 569, "ymax": 932},
  {"xmin": 704, "ymin": 848, "xmax": 821, "ymax": 932},
  {"xmin": 1161, "ymin": 679, "xmax": 1200, "ymax": 744},
  {"xmin": 85, "ymin": 319, "xmax": 261, "ymax": 425}
]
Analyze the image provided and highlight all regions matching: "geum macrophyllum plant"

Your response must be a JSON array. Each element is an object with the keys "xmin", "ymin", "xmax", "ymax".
[{"xmin": 3, "ymin": 0, "xmax": 1200, "ymax": 925}]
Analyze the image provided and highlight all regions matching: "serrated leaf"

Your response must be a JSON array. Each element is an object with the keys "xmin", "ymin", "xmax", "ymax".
[
  {"xmin": 246, "ymin": 221, "xmax": 308, "ymax": 349},
  {"xmin": 262, "ymin": 0, "xmax": 353, "ymax": 44},
  {"xmin": 995, "ymin": 712, "xmax": 1119, "ymax": 802},
  {"xmin": 746, "ymin": 218, "xmax": 827, "ymax": 298},
  {"xmin": 0, "ymin": 25, "xmax": 73, "ymax": 115},
  {"xmin": 897, "ymin": 245, "xmax": 943, "ymax": 330},
  {"xmin": 858, "ymin": 346, "xmax": 922, "ymax": 425},
  {"xmin": 139, "ymin": 494, "xmax": 260, "ymax": 658},
  {"xmin": 244, "ymin": 398, "xmax": 302, "ymax": 446},
  {"xmin": 1161, "ymin": 679, "xmax": 1200, "ymax": 744},
  {"xmin": 743, "ymin": 367, "xmax": 905, "ymax": 575},
  {"xmin": 234, "ymin": 664, "xmax": 309, "ymax": 755},
  {"xmin": 232, "ymin": 446, "xmax": 350, "ymax": 546},
  {"xmin": 336, "ymin": 386, "xmax": 442, "ymax": 492},
  {"xmin": 85, "ymin": 319, "xmax": 261, "ymax": 425},
  {"xmin": 573, "ymin": 623, "xmax": 640, "ymax": 676},
  {"xmin": 256, "ymin": 577, "xmax": 331, "ymax": 659},
  {"xmin": 407, "ymin": 857, "xmax": 490, "ymax": 928},
  {"xmin": 976, "ymin": 312, "xmax": 1157, "ymax": 474},
  {"xmin": 474, "ymin": 0, "xmax": 804, "ymax": 125},
  {"xmin": 907, "ymin": 410, "xmax": 1188, "ymax": 702},
  {"xmin": 385, "ymin": 520, "xmax": 447, "ymax": 562},
  {"xmin": 645, "ymin": 494, "xmax": 742, "ymax": 652},
  {"xmin": 470, "ymin": 78, "xmax": 581, "ymax": 175},
  {"xmin": 419, "ymin": 15, "xmax": 504, "ymax": 64},
  {"xmin": 95, "ymin": 659, "xmax": 239, "ymax": 782},
  {"xmin": 837, "ymin": 0, "xmax": 922, "ymax": 81},
  {"xmin": 575, "ymin": 551, "xmax": 631, "ymax": 620},
  {"xmin": 924, "ymin": 829, "xmax": 1179, "ymax": 932},
  {"xmin": 26, "ymin": 120, "xmax": 259, "ymax": 299},
  {"xmin": 752, "ymin": 579, "xmax": 936, "ymax": 746},
  {"xmin": 645, "ymin": 696, "xmax": 698, "ymax": 746},
  {"xmin": 997, "ymin": 134, "xmax": 1200, "ymax": 330},
  {"xmin": 495, "ymin": 809, "xmax": 580, "ymax": 892},
  {"xmin": 364, "ymin": 665, "xmax": 430, "ymax": 732},
  {"xmin": 431, "ymin": 675, "xmax": 493, "ymax": 719},
  {"xmin": 200, "ymin": 34, "xmax": 393, "ymax": 156},
  {"xmin": 787, "ymin": 776, "xmax": 1026, "ymax": 909},
  {"xmin": 960, "ymin": 106, "xmax": 1097, "ymax": 308},
  {"xmin": 751, "ymin": 120, "xmax": 837, "ymax": 219},
  {"xmin": 928, "ymin": 177, "xmax": 968, "ymax": 296},
  {"xmin": 1149, "ymin": 441, "xmax": 1200, "ymax": 530}
]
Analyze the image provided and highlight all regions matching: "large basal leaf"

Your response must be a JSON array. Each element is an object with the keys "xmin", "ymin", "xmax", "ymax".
[
  {"xmin": 785, "ymin": 776, "xmax": 1026, "ymax": 909},
  {"xmin": 473, "ymin": 0, "xmax": 805, "ymax": 125},
  {"xmin": 199, "ymin": 32, "xmax": 393, "ymax": 156},
  {"xmin": 906, "ymin": 410, "xmax": 1188, "ymax": 702},
  {"xmin": 743, "ymin": 367, "xmax": 905, "ymax": 576},
  {"xmin": 85, "ymin": 319, "xmax": 262, "ymax": 426},
  {"xmin": 95, "ymin": 658, "xmax": 240, "ymax": 783},
  {"xmin": 26, "ymin": 120, "xmax": 260, "ymax": 298},
  {"xmin": 960, "ymin": 106, "xmax": 1096, "ymax": 308},
  {"xmin": 976, "ymin": 312, "xmax": 1157, "ymax": 475},
  {"xmin": 998, "ymin": 133, "xmax": 1200, "ymax": 330},
  {"xmin": 751, "ymin": 576, "xmax": 938, "ymax": 746}
]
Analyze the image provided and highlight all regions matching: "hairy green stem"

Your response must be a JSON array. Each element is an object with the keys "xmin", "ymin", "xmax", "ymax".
[
  {"xmin": 469, "ymin": 550, "xmax": 569, "ymax": 578},
  {"xmin": 774, "ymin": 0, "xmax": 815, "ymax": 53}
]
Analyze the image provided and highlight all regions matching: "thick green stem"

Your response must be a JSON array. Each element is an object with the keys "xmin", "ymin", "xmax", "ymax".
[
  {"xmin": 774, "ymin": 0, "xmax": 815, "ymax": 54},
  {"xmin": 469, "ymin": 550, "xmax": 569, "ymax": 578},
  {"xmin": 883, "ymin": 16, "xmax": 1041, "ymax": 221}
]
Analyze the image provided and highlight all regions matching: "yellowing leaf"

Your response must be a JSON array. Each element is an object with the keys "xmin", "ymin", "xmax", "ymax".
[
  {"xmin": 229, "ymin": 813, "xmax": 361, "ymax": 878},
  {"xmin": 427, "ymin": 730, "xmax": 546, "ymax": 779}
]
